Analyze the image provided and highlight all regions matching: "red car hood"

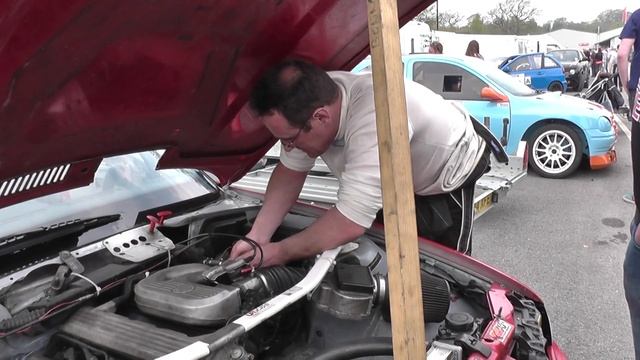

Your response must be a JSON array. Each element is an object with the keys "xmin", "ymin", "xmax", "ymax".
[{"xmin": 0, "ymin": 0, "xmax": 431, "ymax": 208}]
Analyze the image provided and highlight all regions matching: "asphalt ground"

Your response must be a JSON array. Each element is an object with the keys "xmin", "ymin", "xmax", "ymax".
[{"xmin": 473, "ymin": 113, "xmax": 635, "ymax": 359}]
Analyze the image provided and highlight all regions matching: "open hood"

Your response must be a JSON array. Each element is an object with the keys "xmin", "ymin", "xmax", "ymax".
[{"xmin": 0, "ymin": 0, "xmax": 431, "ymax": 208}]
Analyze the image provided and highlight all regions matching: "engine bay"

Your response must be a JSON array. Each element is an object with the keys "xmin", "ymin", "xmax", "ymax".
[{"xmin": 0, "ymin": 192, "xmax": 552, "ymax": 360}]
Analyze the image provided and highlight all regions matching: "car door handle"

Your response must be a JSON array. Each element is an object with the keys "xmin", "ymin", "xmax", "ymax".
[
  {"xmin": 536, "ymin": 71, "xmax": 543, "ymax": 75},
  {"xmin": 501, "ymin": 118, "xmax": 509, "ymax": 146}
]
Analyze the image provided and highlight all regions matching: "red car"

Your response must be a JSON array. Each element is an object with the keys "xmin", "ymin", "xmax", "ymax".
[{"xmin": 0, "ymin": 1, "xmax": 566, "ymax": 359}]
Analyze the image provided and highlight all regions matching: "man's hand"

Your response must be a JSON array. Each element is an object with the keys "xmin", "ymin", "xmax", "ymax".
[
  {"xmin": 229, "ymin": 240, "xmax": 286, "ymax": 268},
  {"xmin": 252, "ymin": 242, "xmax": 286, "ymax": 267},
  {"xmin": 229, "ymin": 239, "xmax": 262, "ymax": 262},
  {"xmin": 227, "ymin": 162, "xmax": 308, "ymax": 266},
  {"xmin": 229, "ymin": 207, "xmax": 365, "ymax": 269}
]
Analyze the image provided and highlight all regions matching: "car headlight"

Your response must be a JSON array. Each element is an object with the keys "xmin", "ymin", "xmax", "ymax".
[
  {"xmin": 599, "ymin": 116, "xmax": 613, "ymax": 132},
  {"xmin": 570, "ymin": 69, "xmax": 576, "ymax": 75}
]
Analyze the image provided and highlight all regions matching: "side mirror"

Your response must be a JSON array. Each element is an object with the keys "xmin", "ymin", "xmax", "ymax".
[
  {"xmin": 502, "ymin": 66, "xmax": 511, "ymax": 73},
  {"xmin": 480, "ymin": 87, "xmax": 509, "ymax": 102}
]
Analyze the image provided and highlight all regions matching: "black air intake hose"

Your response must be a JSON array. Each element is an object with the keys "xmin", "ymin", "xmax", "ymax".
[
  {"xmin": 380, "ymin": 271, "xmax": 450, "ymax": 323},
  {"xmin": 310, "ymin": 337, "xmax": 393, "ymax": 360},
  {"xmin": 112, "ymin": 273, "xmax": 147, "ymax": 307},
  {"xmin": 254, "ymin": 266, "xmax": 306, "ymax": 296},
  {"xmin": 0, "ymin": 308, "xmax": 46, "ymax": 331}
]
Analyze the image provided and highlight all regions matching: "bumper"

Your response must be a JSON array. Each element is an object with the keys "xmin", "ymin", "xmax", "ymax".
[
  {"xmin": 590, "ymin": 148, "xmax": 617, "ymax": 169},
  {"xmin": 564, "ymin": 72, "xmax": 580, "ymax": 83},
  {"xmin": 547, "ymin": 341, "xmax": 568, "ymax": 359}
]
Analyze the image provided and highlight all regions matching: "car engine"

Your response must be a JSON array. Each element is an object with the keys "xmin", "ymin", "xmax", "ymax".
[{"xmin": 0, "ymin": 195, "xmax": 552, "ymax": 360}]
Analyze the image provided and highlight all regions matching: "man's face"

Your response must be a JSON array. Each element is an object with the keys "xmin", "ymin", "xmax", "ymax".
[{"xmin": 261, "ymin": 110, "xmax": 335, "ymax": 158}]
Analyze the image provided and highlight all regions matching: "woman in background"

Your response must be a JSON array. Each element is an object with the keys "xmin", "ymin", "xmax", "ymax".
[
  {"xmin": 465, "ymin": 40, "xmax": 483, "ymax": 59},
  {"xmin": 428, "ymin": 41, "xmax": 443, "ymax": 54}
]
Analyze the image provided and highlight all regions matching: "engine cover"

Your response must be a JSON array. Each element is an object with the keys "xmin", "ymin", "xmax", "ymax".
[{"xmin": 134, "ymin": 264, "xmax": 240, "ymax": 326}]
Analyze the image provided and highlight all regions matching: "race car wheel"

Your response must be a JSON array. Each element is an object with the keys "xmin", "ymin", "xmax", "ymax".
[
  {"xmin": 548, "ymin": 81, "xmax": 564, "ymax": 92},
  {"xmin": 528, "ymin": 124, "xmax": 583, "ymax": 179}
]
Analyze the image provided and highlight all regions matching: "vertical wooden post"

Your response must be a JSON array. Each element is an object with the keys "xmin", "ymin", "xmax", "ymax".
[{"xmin": 366, "ymin": 0, "xmax": 426, "ymax": 359}]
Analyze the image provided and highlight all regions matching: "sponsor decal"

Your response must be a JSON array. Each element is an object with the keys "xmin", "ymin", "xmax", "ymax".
[
  {"xmin": 246, "ymin": 302, "xmax": 273, "ymax": 317},
  {"xmin": 511, "ymin": 74, "xmax": 532, "ymax": 86},
  {"xmin": 485, "ymin": 319, "xmax": 513, "ymax": 343}
]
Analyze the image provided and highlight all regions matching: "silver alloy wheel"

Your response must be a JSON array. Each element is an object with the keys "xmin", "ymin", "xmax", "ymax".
[{"xmin": 532, "ymin": 129, "xmax": 576, "ymax": 175}]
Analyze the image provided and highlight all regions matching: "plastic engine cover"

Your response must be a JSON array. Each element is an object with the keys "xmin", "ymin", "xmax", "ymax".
[{"xmin": 134, "ymin": 264, "xmax": 240, "ymax": 326}]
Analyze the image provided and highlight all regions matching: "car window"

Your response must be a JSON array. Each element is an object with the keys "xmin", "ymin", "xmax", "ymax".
[
  {"xmin": 0, "ymin": 151, "xmax": 218, "ymax": 246},
  {"xmin": 412, "ymin": 61, "xmax": 488, "ymax": 100},
  {"xmin": 531, "ymin": 54, "xmax": 542, "ymax": 70},
  {"xmin": 464, "ymin": 57, "xmax": 536, "ymax": 96},
  {"xmin": 508, "ymin": 56, "xmax": 531, "ymax": 71},
  {"xmin": 443, "ymin": 75, "xmax": 462, "ymax": 92},
  {"xmin": 549, "ymin": 50, "xmax": 580, "ymax": 62},
  {"xmin": 543, "ymin": 55, "xmax": 560, "ymax": 68}
]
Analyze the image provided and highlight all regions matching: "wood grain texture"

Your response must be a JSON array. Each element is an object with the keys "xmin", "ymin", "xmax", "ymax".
[{"xmin": 365, "ymin": 0, "xmax": 426, "ymax": 358}]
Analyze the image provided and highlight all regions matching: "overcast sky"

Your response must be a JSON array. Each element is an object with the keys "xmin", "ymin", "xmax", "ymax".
[{"xmin": 435, "ymin": 0, "xmax": 639, "ymax": 24}]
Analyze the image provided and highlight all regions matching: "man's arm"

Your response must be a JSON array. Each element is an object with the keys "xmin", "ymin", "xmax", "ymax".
[
  {"xmin": 618, "ymin": 38, "xmax": 634, "ymax": 92},
  {"xmin": 270, "ymin": 207, "xmax": 365, "ymax": 264},
  {"xmin": 246, "ymin": 162, "xmax": 308, "ymax": 243}
]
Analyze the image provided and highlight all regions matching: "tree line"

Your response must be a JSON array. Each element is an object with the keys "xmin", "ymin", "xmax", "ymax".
[{"xmin": 417, "ymin": 0, "xmax": 627, "ymax": 35}]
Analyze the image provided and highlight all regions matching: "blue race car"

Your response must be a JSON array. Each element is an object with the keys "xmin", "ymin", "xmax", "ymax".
[
  {"xmin": 497, "ymin": 52, "xmax": 567, "ymax": 93},
  {"xmin": 353, "ymin": 54, "xmax": 616, "ymax": 178}
]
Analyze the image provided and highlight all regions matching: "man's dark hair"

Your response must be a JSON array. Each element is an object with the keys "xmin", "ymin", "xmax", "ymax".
[{"xmin": 249, "ymin": 59, "xmax": 339, "ymax": 129}]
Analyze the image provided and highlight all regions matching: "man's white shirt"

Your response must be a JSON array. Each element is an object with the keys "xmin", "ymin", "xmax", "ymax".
[{"xmin": 280, "ymin": 72, "xmax": 485, "ymax": 228}]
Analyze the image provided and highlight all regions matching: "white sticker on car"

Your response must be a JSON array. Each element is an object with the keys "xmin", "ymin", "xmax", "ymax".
[{"xmin": 485, "ymin": 318, "xmax": 513, "ymax": 343}]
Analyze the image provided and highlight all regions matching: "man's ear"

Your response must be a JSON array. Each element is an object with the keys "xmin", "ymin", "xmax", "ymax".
[{"xmin": 314, "ymin": 107, "xmax": 330, "ymax": 124}]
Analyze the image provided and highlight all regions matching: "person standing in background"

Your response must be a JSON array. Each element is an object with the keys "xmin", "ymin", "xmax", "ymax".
[
  {"xmin": 609, "ymin": 45, "xmax": 619, "ymax": 89},
  {"xmin": 465, "ymin": 40, "xmax": 483, "ymax": 59},
  {"xmin": 584, "ymin": 48, "xmax": 592, "ymax": 78},
  {"xmin": 593, "ymin": 47, "xmax": 604, "ymax": 76},
  {"xmin": 619, "ymin": 7, "xmax": 640, "ymax": 359},
  {"xmin": 428, "ymin": 41, "xmax": 443, "ymax": 54}
]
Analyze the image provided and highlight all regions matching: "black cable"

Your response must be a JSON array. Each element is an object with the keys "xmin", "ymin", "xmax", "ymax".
[
  {"xmin": 173, "ymin": 232, "xmax": 264, "ymax": 268},
  {"xmin": 237, "ymin": 236, "xmax": 264, "ymax": 268},
  {"xmin": 170, "ymin": 233, "xmax": 213, "ymax": 257},
  {"xmin": 0, "ymin": 308, "xmax": 46, "ymax": 331}
]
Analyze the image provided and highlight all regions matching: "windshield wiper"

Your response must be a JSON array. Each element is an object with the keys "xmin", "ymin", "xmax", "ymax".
[{"xmin": 0, "ymin": 214, "xmax": 121, "ymax": 257}]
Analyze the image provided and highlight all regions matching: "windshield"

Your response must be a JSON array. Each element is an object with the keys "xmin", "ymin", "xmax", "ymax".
[
  {"xmin": 466, "ymin": 57, "xmax": 536, "ymax": 96},
  {"xmin": 548, "ymin": 50, "xmax": 580, "ymax": 62},
  {"xmin": 0, "ymin": 151, "xmax": 218, "ymax": 247}
]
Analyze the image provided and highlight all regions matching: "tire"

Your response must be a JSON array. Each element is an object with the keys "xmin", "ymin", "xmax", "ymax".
[
  {"xmin": 528, "ymin": 124, "xmax": 583, "ymax": 179},
  {"xmin": 548, "ymin": 81, "xmax": 564, "ymax": 92}
]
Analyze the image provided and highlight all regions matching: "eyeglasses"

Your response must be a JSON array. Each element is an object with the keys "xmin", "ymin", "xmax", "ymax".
[{"xmin": 280, "ymin": 127, "xmax": 303, "ymax": 151}]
